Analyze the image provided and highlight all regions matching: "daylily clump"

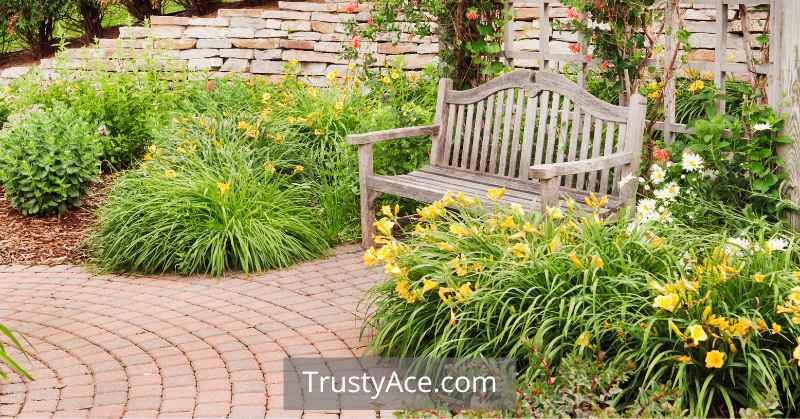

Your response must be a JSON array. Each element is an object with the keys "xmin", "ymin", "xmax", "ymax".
[{"xmin": 364, "ymin": 188, "xmax": 800, "ymax": 416}]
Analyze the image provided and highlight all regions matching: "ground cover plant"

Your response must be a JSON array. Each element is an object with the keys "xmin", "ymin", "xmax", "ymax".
[{"xmin": 362, "ymin": 184, "xmax": 800, "ymax": 416}]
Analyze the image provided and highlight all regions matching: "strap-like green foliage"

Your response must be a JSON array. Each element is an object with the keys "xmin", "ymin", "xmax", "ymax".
[{"xmin": 0, "ymin": 102, "xmax": 101, "ymax": 216}]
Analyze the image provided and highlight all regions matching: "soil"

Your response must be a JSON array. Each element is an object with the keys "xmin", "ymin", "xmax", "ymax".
[
  {"xmin": 0, "ymin": 175, "xmax": 113, "ymax": 265},
  {"xmin": 0, "ymin": 0, "xmax": 277, "ymax": 70}
]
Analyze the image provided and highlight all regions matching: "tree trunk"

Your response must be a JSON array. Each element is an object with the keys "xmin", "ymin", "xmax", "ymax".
[{"xmin": 78, "ymin": 0, "xmax": 103, "ymax": 40}]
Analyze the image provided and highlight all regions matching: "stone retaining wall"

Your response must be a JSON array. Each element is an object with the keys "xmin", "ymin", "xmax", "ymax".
[{"xmin": 0, "ymin": 1, "xmax": 766, "ymax": 85}]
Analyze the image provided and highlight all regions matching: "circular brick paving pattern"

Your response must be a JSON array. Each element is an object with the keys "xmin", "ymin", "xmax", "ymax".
[{"xmin": 0, "ymin": 245, "xmax": 386, "ymax": 419}]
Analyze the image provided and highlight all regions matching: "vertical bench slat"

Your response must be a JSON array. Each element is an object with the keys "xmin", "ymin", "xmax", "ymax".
[
  {"xmin": 451, "ymin": 105, "xmax": 466, "ymax": 166},
  {"xmin": 460, "ymin": 103, "xmax": 476, "ymax": 169},
  {"xmin": 478, "ymin": 95, "xmax": 495, "ymax": 172},
  {"xmin": 599, "ymin": 121, "xmax": 616, "ymax": 195},
  {"xmin": 508, "ymin": 89, "xmax": 527, "ymax": 177},
  {"xmin": 488, "ymin": 90, "xmax": 506, "ymax": 173},
  {"xmin": 441, "ymin": 104, "xmax": 457, "ymax": 166},
  {"xmin": 576, "ymin": 112, "xmax": 593, "ymax": 190},
  {"xmin": 533, "ymin": 91, "xmax": 551, "ymax": 166},
  {"xmin": 518, "ymin": 91, "xmax": 539, "ymax": 180},
  {"xmin": 611, "ymin": 124, "xmax": 627, "ymax": 195},
  {"xmin": 468, "ymin": 100, "xmax": 485, "ymax": 170},
  {"xmin": 497, "ymin": 89, "xmax": 517, "ymax": 176},
  {"xmin": 565, "ymin": 105, "xmax": 582, "ymax": 188},
  {"xmin": 587, "ymin": 118, "xmax": 604, "ymax": 191},
  {"xmin": 555, "ymin": 97, "xmax": 571, "ymax": 185},
  {"xmin": 544, "ymin": 93, "xmax": 561, "ymax": 164}
]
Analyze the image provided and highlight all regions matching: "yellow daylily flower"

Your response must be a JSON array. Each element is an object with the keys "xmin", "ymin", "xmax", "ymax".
[
  {"xmin": 439, "ymin": 242, "xmax": 456, "ymax": 252},
  {"xmin": 363, "ymin": 247, "xmax": 380, "ymax": 266},
  {"xmin": 264, "ymin": 163, "xmax": 276, "ymax": 174},
  {"xmin": 385, "ymin": 263, "xmax": 403, "ymax": 276},
  {"xmin": 374, "ymin": 218, "xmax": 395, "ymax": 237},
  {"xmin": 499, "ymin": 216, "xmax": 516, "ymax": 230},
  {"xmin": 449, "ymin": 224, "xmax": 471, "ymax": 238},
  {"xmin": 771, "ymin": 323, "xmax": 782, "ymax": 334},
  {"xmin": 752, "ymin": 273, "xmax": 766, "ymax": 283},
  {"xmin": 546, "ymin": 207, "xmax": 563, "ymax": 220},
  {"xmin": 673, "ymin": 355, "xmax": 693, "ymax": 364},
  {"xmin": 422, "ymin": 279, "xmax": 438, "ymax": 293},
  {"xmin": 510, "ymin": 243, "xmax": 530, "ymax": 261},
  {"xmin": 439, "ymin": 287, "xmax": 454, "ymax": 303},
  {"xmin": 687, "ymin": 324, "xmax": 708, "ymax": 342},
  {"xmin": 590, "ymin": 255, "xmax": 604, "ymax": 270},
  {"xmin": 487, "ymin": 187, "xmax": 506, "ymax": 201},
  {"xmin": 292, "ymin": 165, "xmax": 304, "ymax": 175},
  {"xmin": 653, "ymin": 293, "xmax": 680, "ymax": 312},
  {"xmin": 217, "ymin": 182, "xmax": 231, "ymax": 195},
  {"xmin": 568, "ymin": 252, "xmax": 584, "ymax": 269},
  {"xmin": 705, "ymin": 350, "xmax": 725, "ymax": 369},
  {"xmin": 576, "ymin": 331, "xmax": 592, "ymax": 348},
  {"xmin": 164, "ymin": 169, "xmax": 176, "ymax": 178},
  {"xmin": 381, "ymin": 204, "xmax": 399, "ymax": 219},
  {"xmin": 456, "ymin": 282, "xmax": 474, "ymax": 302}
]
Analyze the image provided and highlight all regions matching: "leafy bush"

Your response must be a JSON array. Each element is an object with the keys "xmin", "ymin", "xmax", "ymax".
[
  {"xmin": 653, "ymin": 101, "xmax": 791, "ymax": 221},
  {"xmin": 517, "ymin": 351, "xmax": 680, "ymax": 417},
  {"xmin": 7, "ymin": 70, "xmax": 171, "ymax": 170},
  {"xmin": 91, "ymin": 117, "xmax": 330, "ymax": 276},
  {"xmin": 0, "ymin": 0, "xmax": 71, "ymax": 56},
  {"xmin": 0, "ymin": 103, "xmax": 101, "ymax": 216},
  {"xmin": 172, "ymin": 0, "xmax": 217, "ymax": 15},
  {"xmin": 362, "ymin": 191, "xmax": 800, "ymax": 416},
  {"xmin": 112, "ymin": 0, "xmax": 163, "ymax": 22}
]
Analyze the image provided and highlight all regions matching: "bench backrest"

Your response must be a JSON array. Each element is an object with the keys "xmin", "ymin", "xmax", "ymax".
[{"xmin": 430, "ymin": 70, "xmax": 643, "ymax": 199}]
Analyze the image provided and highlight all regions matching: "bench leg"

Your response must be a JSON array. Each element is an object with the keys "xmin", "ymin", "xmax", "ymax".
[
  {"xmin": 540, "ymin": 177, "xmax": 560, "ymax": 214},
  {"xmin": 360, "ymin": 189, "xmax": 379, "ymax": 248}
]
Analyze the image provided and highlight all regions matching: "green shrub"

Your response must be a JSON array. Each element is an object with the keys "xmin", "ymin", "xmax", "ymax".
[
  {"xmin": 0, "ymin": 0, "xmax": 71, "ymax": 57},
  {"xmin": 0, "ymin": 103, "xmax": 101, "ymax": 216},
  {"xmin": 362, "ymin": 192, "xmax": 800, "ymax": 416},
  {"xmin": 7, "ymin": 71, "xmax": 170, "ymax": 170},
  {"xmin": 172, "ymin": 0, "xmax": 216, "ymax": 15},
  {"xmin": 91, "ymin": 117, "xmax": 330, "ymax": 276}
]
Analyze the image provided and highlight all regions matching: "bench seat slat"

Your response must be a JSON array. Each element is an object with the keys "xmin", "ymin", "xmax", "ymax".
[{"xmin": 368, "ymin": 167, "xmax": 612, "ymax": 215}]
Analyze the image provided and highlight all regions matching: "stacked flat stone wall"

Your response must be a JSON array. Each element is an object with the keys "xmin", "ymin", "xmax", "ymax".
[{"xmin": 0, "ymin": 1, "xmax": 768, "ymax": 85}]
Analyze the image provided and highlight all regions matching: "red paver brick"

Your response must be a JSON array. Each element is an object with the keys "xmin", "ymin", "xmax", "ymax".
[{"xmin": 0, "ymin": 246, "xmax": 376, "ymax": 418}]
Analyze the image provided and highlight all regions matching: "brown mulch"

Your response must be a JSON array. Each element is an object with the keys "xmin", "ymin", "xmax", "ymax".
[{"xmin": 0, "ymin": 175, "xmax": 113, "ymax": 265}]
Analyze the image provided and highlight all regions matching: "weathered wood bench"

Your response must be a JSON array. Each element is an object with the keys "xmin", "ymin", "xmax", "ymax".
[{"xmin": 347, "ymin": 70, "xmax": 647, "ymax": 247}]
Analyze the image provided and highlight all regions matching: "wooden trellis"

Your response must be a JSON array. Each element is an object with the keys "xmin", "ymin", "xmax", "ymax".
[{"xmin": 503, "ymin": 0, "xmax": 797, "ymax": 143}]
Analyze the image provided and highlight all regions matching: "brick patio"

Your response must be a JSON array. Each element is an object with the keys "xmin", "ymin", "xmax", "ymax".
[{"xmin": 0, "ymin": 245, "xmax": 388, "ymax": 418}]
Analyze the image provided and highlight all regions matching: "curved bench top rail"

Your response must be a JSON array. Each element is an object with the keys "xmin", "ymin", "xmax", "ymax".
[{"xmin": 444, "ymin": 70, "xmax": 630, "ymax": 123}]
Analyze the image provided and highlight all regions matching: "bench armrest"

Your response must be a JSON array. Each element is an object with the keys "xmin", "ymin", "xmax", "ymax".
[
  {"xmin": 529, "ymin": 152, "xmax": 634, "ymax": 180},
  {"xmin": 346, "ymin": 125, "xmax": 440, "ymax": 146}
]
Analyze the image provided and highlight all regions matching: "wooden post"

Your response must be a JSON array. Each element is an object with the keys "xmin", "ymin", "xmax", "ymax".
[
  {"xmin": 538, "ymin": 0, "xmax": 551, "ymax": 71},
  {"xmin": 714, "ymin": 0, "xmax": 729, "ymax": 114},
  {"xmin": 663, "ymin": 0, "xmax": 678, "ymax": 144},
  {"xmin": 503, "ymin": 0, "xmax": 514, "ymax": 67},
  {"xmin": 774, "ymin": 0, "xmax": 800, "ymax": 227}
]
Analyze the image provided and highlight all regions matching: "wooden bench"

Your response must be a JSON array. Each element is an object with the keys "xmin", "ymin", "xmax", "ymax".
[{"xmin": 347, "ymin": 70, "xmax": 647, "ymax": 247}]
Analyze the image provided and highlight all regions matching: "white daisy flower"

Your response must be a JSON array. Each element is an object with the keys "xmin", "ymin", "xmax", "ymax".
[
  {"xmin": 765, "ymin": 238, "xmax": 789, "ymax": 253},
  {"xmin": 681, "ymin": 151, "xmax": 704, "ymax": 172},
  {"xmin": 637, "ymin": 198, "xmax": 658, "ymax": 223},
  {"xmin": 650, "ymin": 164, "xmax": 666, "ymax": 185},
  {"xmin": 654, "ymin": 182, "xmax": 680, "ymax": 200},
  {"xmin": 723, "ymin": 237, "xmax": 751, "ymax": 255},
  {"xmin": 752, "ymin": 122, "xmax": 772, "ymax": 132},
  {"xmin": 657, "ymin": 207, "xmax": 673, "ymax": 224}
]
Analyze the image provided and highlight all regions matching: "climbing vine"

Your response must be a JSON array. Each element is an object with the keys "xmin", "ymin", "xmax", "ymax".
[{"xmin": 343, "ymin": 0, "xmax": 510, "ymax": 89}]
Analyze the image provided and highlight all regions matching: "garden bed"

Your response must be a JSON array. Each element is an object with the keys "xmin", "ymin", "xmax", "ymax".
[{"xmin": 0, "ymin": 176, "xmax": 111, "ymax": 265}]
